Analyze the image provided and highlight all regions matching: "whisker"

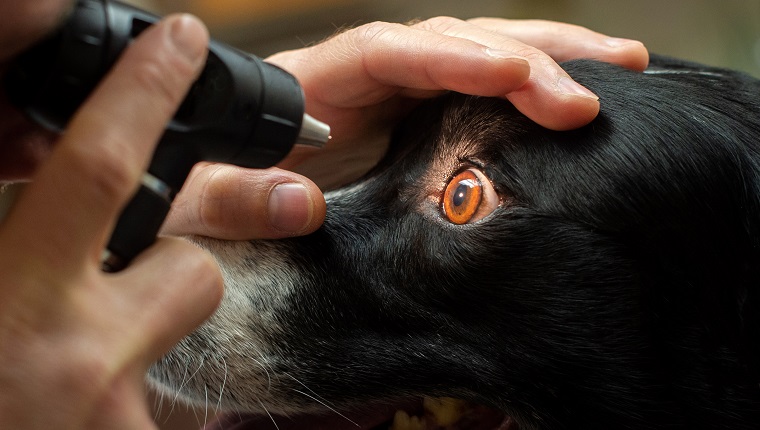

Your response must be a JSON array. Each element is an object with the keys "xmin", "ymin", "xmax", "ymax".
[
  {"xmin": 249, "ymin": 351, "xmax": 274, "ymax": 392},
  {"xmin": 166, "ymin": 358, "xmax": 192, "ymax": 421},
  {"xmin": 153, "ymin": 386, "xmax": 164, "ymax": 422},
  {"xmin": 168, "ymin": 356, "xmax": 206, "ymax": 424},
  {"xmin": 186, "ymin": 357, "xmax": 206, "ymax": 388},
  {"xmin": 257, "ymin": 398, "xmax": 281, "ymax": 430},
  {"xmin": 203, "ymin": 384, "xmax": 210, "ymax": 429},
  {"xmin": 283, "ymin": 372, "xmax": 338, "ymax": 410},
  {"xmin": 217, "ymin": 357, "xmax": 229, "ymax": 411},
  {"xmin": 291, "ymin": 389, "xmax": 360, "ymax": 428}
]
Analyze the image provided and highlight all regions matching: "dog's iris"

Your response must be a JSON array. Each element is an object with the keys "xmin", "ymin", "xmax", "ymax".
[{"xmin": 442, "ymin": 169, "xmax": 483, "ymax": 224}]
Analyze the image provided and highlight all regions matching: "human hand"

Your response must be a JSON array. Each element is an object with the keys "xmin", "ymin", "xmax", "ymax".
[
  {"xmin": 263, "ymin": 17, "xmax": 648, "ymax": 189},
  {"xmin": 0, "ymin": 14, "xmax": 222, "ymax": 430},
  {"xmin": 163, "ymin": 17, "xmax": 648, "ymax": 237}
]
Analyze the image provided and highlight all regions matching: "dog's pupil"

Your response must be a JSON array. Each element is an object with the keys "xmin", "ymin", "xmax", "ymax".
[{"xmin": 453, "ymin": 182, "xmax": 470, "ymax": 207}]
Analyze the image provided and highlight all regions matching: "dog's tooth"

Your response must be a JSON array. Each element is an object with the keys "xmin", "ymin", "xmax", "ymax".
[
  {"xmin": 422, "ymin": 397, "xmax": 467, "ymax": 426},
  {"xmin": 390, "ymin": 410, "xmax": 426, "ymax": 430}
]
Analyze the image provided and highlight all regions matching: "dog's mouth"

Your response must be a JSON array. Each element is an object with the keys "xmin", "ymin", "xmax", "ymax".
[{"xmin": 204, "ymin": 397, "xmax": 516, "ymax": 430}]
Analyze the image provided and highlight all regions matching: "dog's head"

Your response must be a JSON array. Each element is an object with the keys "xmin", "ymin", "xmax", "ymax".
[{"xmin": 150, "ymin": 56, "xmax": 760, "ymax": 429}]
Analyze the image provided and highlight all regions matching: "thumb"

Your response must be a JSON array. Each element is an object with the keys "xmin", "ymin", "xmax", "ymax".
[{"xmin": 164, "ymin": 163, "xmax": 326, "ymax": 240}]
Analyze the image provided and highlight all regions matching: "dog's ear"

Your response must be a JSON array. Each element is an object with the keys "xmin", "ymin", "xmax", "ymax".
[{"xmin": 558, "ymin": 56, "xmax": 760, "ymax": 378}]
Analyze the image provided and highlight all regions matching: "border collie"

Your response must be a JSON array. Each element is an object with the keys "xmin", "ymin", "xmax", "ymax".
[{"xmin": 150, "ymin": 55, "xmax": 760, "ymax": 430}]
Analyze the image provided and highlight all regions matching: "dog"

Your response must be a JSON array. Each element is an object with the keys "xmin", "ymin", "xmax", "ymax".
[{"xmin": 148, "ymin": 55, "xmax": 760, "ymax": 429}]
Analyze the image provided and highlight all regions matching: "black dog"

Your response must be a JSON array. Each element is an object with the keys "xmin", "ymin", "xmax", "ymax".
[{"xmin": 149, "ymin": 55, "xmax": 760, "ymax": 430}]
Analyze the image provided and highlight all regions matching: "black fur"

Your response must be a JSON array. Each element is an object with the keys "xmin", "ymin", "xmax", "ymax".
[{"xmin": 278, "ymin": 56, "xmax": 759, "ymax": 429}]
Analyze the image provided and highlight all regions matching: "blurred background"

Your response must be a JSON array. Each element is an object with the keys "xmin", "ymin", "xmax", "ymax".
[{"xmin": 130, "ymin": 0, "xmax": 760, "ymax": 77}]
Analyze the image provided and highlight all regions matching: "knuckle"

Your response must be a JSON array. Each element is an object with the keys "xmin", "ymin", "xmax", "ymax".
[
  {"xmin": 513, "ymin": 44, "xmax": 554, "ymax": 63},
  {"xmin": 416, "ymin": 16, "xmax": 463, "ymax": 33},
  {"xmin": 197, "ymin": 193, "xmax": 224, "ymax": 235},
  {"xmin": 61, "ymin": 136, "xmax": 138, "ymax": 203},
  {"xmin": 129, "ymin": 59, "xmax": 186, "ymax": 114},
  {"xmin": 543, "ymin": 21, "xmax": 582, "ymax": 39},
  {"xmin": 525, "ymin": 19, "xmax": 597, "ymax": 41},
  {"xmin": 353, "ymin": 21, "xmax": 392, "ymax": 43},
  {"xmin": 351, "ymin": 21, "xmax": 410, "ymax": 46},
  {"xmin": 196, "ymin": 167, "xmax": 235, "ymax": 233},
  {"xmin": 327, "ymin": 22, "xmax": 391, "ymax": 63}
]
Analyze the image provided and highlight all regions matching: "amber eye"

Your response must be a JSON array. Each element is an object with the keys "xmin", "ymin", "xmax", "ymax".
[
  {"xmin": 442, "ymin": 170, "xmax": 482, "ymax": 224},
  {"xmin": 442, "ymin": 169, "xmax": 490, "ymax": 224}
]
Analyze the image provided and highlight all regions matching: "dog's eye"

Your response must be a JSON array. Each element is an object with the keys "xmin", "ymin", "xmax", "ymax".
[{"xmin": 441, "ymin": 168, "xmax": 499, "ymax": 224}]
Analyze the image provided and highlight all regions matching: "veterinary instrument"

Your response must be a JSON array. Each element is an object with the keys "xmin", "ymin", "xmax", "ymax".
[{"xmin": 4, "ymin": 0, "xmax": 331, "ymax": 271}]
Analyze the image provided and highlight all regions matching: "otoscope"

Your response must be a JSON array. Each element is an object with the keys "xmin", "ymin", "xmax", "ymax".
[{"xmin": 4, "ymin": 0, "xmax": 331, "ymax": 271}]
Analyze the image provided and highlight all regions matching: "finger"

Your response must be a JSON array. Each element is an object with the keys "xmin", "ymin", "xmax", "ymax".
[
  {"xmin": 113, "ymin": 236, "xmax": 223, "ymax": 362},
  {"xmin": 415, "ymin": 16, "xmax": 600, "ymax": 131},
  {"xmin": 2, "ymin": 15, "xmax": 209, "ymax": 270},
  {"xmin": 268, "ymin": 21, "xmax": 531, "ymax": 110},
  {"xmin": 467, "ymin": 18, "xmax": 649, "ymax": 71},
  {"xmin": 163, "ymin": 164, "xmax": 326, "ymax": 239}
]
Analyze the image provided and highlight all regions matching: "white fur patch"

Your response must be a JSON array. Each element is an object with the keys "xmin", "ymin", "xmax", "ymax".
[{"xmin": 149, "ymin": 238, "xmax": 307, "ymax": 412}]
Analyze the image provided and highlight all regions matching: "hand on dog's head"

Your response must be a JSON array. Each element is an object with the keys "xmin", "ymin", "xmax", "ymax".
[{"xmin": 153, "ymin": 55, "xmax": 760, "ymax": 430}]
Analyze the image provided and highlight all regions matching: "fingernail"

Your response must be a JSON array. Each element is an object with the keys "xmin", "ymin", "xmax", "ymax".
[
  {"xmin": 485, "ymin": 48, "xmax": 529, "ymax": 65},
  {"xmin": 268, "ymin": 183, "xmax": 313, "ymax": 234},
  {"xmin": 168, "ymin": 14, "xmax": 207, "ymax": 64},
  {"xmin": 558, "ymin": 76, "xmax": 599, "ymax": 100}
]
